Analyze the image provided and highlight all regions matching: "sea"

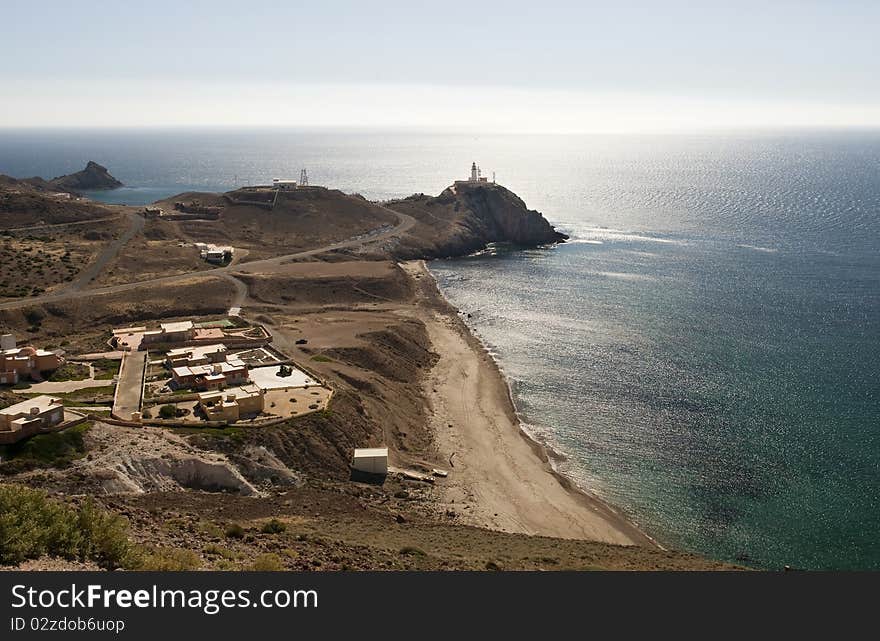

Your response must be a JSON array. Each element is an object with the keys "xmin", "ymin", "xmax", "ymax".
[{"xmin": 1, "ymin": 128, "xmax": 878, "ymax": 569}]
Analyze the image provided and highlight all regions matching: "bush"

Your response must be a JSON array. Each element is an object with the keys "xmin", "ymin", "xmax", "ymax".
[
  {"xmin": 138, "ymin": 547, "xmax": 201, "ymax": 571},
  {"xmin": 0, "ymin": 422, "xmax": 91, "ymax": 474},
  {"xmin": 398, "ymin": 546, "xmax": 426, "ymax": 557},
  {"xmin": 0, "ymin": 485, "xmax": 136, "ymax": 569},
  {"xmin": 158, "ymin": 405, "xmax": 177, "ymax": 419},
  {"xmin": 24, "ymin": 309, "xmax": 45, "ymax": 326},
  {"xmin": 225, "ymin": 523, "xmax": 245, "ymax": 539},
  {"xmin": 92, "ymin": 359, "xmax": 121, "ymax": 380},
  {"xmin": 247, "ymin": 553, "xmax": 285, "ymax": 571},
  {"xmin": 46, "ymin": 362, "xmax": 90, "ymax": 382},
  {"xmin": 261, "ymin": 519, "xmax": 286, "ymax": 534}
]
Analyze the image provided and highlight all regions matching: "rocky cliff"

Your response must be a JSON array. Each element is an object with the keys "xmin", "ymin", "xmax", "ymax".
[
  {"xmin": 387, "ymin": 182, "xmax": 568, "ymax": 259},
  {"xmin": 50, "ymin": 161, "xmax": 122, "ymax": 191}
]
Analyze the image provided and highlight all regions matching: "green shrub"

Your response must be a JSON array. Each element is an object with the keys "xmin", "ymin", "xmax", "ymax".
[
  {"xmin": 158, "ymin": 405, "xmax": 177, "ymax": 419},
  {"xmin": 0, "ymin": 485, "xmax": 136, "ymax": 569},
  {"xmin": 46, "ymin": 362, "xmax": 91, "ymax": 382},
  {"xmin": 91, "ymin": 359, "xmax": 120, "ymax": 380},
  {"xmin": 0, "ymin": 422, "xmax": 91, "ymax": 473},
  {"xmin": 261, "ymin": 519, "xmax": 286, "ymax": 534},
  {"xmin": 225, "ymin": 523, "xmax": 245, "ymax": 539}
]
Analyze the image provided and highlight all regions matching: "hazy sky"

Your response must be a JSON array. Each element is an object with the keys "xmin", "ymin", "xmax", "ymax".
[{"xmin": 3, "ymin": 0, "xmax": 879, "ymax": 132}]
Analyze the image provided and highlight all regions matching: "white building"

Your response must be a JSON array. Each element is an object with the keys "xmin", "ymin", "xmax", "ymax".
[
  {"xmin": 455, "ymin": 162, "xmax": 491, "ymax": 185},
  {"xmin": 195, "ymin": 243, "xmax": 234, "ymax": 264},
  {"xmin": 272, "ymin": 179, "xmax": 298, "ymax": 191},
  {"xmin": 352, "ymin": 447, "xmax": 388, "ymax": 475}
]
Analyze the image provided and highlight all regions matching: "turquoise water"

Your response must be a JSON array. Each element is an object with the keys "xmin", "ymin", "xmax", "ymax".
[{"xmin": 1, "ymin": 129, "xmax": 878, "ymax": 568}]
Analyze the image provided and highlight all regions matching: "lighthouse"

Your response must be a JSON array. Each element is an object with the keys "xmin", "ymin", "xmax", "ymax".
[{"xmin": 455, "ymin": 162, "xmax": 493, "ymax": 187}]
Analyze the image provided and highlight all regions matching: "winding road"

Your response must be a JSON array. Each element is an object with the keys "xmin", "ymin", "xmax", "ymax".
[{"xmin": 0, "ymin": 205, "xmax": 416, "ymax": 312}]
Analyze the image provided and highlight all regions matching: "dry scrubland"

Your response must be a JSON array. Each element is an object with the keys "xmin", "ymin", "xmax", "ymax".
[
  {"xmin": 156, "ymin": 188, "xmax": 400, "ymax": 261},
  {"xmin": 93, "ymin": 218, "xmax": 215, "ymax": 285},
  {"xmin": 0, "ymin": 226, "xmax": 129, "ymax": 295}
]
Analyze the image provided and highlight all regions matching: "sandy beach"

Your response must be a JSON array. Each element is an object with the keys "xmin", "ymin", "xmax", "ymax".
[{"xmin": 402, "ymin": 261, "xmax": 654, "ymax": 546}]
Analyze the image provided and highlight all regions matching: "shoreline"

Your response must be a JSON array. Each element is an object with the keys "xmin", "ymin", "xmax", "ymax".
[{"xmin": 403, "ymin": 260, "xmax": 656, "ymax": 547}]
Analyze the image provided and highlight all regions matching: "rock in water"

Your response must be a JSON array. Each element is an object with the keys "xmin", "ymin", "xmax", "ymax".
[
  {"xmin": 50, "ymin": 161, "xmax": 123, "ymax": 191},
  {"xmin": 388, "ymin": 181, "xmax": 569, "ymax": 259}
]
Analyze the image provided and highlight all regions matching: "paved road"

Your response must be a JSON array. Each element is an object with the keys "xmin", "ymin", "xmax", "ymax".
[
  {"xmin": 112, "ymin": 351, "xmax": 146, "ymax": 421},
  {"xmin": 0, "ymin": 207, "xmax": 416, "ymax": 311}
]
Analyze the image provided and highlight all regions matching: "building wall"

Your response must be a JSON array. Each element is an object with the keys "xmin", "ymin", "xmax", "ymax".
[
  {"xmin": 171, "ymin": 372, "xmax": 196, "ymax": 388},
  {"xmin": 200, "ymin": 399, "xmax": 239, "ymax": 422},
  {"xmin": 0, "ymin": 404, "xmax": 64, "ymax": 437},
  {"xmin": 236, "ymin": 392, "xmax": 264, "ymax": 416},
  {"xmin": 34, "ymin": 353, "xmax": 63, "ymax": 371}
]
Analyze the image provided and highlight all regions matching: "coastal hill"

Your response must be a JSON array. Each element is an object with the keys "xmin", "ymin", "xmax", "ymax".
[
  {"xmin": 49, "ymin": 160, "xmax": 123, "ymax": 191},
  {"xmin": 1, "ymin": 161, "xmax": 123, "ymax": 194},
  {"xmin": 1, "ymin": 171, "xmax": 566, "ymax": 262},
  {"xmin": 0, "ymin": 174, "xmax": 120, "ymax": 227},
  {"xmin": 153, "ymin": 181, "xmax": 567, "ymax": 263},
  {"xmin": 386, "ymin": 181, "xmax": 568, "ymax": 259}
]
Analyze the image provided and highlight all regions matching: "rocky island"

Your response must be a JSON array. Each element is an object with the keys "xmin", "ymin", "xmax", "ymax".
[{"xmin": 49, "ymin": 160, "xmax": 123, "ymax": 191}]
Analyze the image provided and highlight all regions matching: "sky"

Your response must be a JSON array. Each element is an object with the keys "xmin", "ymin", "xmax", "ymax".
[{"xmin": 2, "ymin": 0, "xmax": 879, "ymax": 132}]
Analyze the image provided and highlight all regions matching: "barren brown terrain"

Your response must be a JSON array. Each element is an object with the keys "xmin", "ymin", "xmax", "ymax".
[{"xmin": 0, "ymin": 176, "xmax": 733, "ymax": 571}]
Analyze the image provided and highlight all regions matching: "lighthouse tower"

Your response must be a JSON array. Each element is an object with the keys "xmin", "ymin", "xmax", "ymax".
[{"xmin": 470, "ymin": 162, "xmax": 480, "ymax": 182}]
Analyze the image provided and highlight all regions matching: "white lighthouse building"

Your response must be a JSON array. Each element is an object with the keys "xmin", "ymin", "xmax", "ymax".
[{"xmin": 457, "ymin": 161, "xmax": 491, "ymax": 185}]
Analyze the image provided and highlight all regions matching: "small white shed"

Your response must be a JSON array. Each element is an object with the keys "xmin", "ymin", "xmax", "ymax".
[{"xmin": 352, "ymin": 447, "xmax": 388, "ymax": 475}]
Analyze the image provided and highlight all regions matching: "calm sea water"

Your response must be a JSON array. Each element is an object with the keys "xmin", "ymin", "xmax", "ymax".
[{"xmin": 1, "ymin": 128, "xmax": 878, "ymax": 569}]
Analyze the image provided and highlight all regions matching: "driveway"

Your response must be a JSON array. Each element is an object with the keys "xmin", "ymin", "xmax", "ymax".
[{"xmin": 112, "ymin": 351, "xmax": 146, "ymax": 420}]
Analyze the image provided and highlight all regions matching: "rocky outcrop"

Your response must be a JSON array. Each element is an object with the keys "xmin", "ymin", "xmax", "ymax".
[
  {"xmin": 50, "ymin": 161, "xmax": 122, "ymax": 191},
  {"xmin": 70, "ymin": 423, "xmax": 261, "ymax": 496},
  {"xmin": 451, "ymin": 182, "xmax": 567, "ymax": 246},
  {"xmin": 387, "ymin": 182, "xmax": 568, "ymax": 259}
]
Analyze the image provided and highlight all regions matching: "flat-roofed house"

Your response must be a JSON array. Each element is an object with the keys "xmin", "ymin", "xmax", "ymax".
[
  {"xmin": 0, "ymin": 334, "xmax": 64, "ymax": 384},
  {"xmin": 0, "ymin": 395, "xmax": 64, "ymax": 444},
  {"xmin": 141, "ymin": 321, "xmax": 195, "ymax": 346},
  {"xmin": 171, "ymin": 358, "xmax": 249, "ymax": 391},
  {"xmin": 198, "ymin": 384, "xmax": 265, "ymax": 422},
  {"xmin": 272, "ymin": 179, "xmax": 298, "ymax": 191},
  {"xmin": 159, "ymin": 321, "xmax": 195, "ymax": 343},
  {"xmin": 165, "ymin": 344, "xmax": 228, "ymax": 369}
]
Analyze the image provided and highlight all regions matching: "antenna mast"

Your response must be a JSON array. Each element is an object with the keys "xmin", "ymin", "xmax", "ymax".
[{"xmin": 300, "ymin": 168, "xmax": 309, "ymax": 186}]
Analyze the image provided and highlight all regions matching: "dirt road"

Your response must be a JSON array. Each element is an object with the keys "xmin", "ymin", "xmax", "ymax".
[{"xmin": 0, "ymin": 207, "xmax": 415, "ymax": 311}]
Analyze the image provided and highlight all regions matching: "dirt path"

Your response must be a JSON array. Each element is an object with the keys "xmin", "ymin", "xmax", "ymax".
[
  {"xmin": 0, "ymin": 214, "xmax": 124, "ymax": 233},
  {"xmin": 24, "ymin": 378, "xmax": 113, "ymax": 394},
  {"xmin": 0, "ymin": 208, "xmax": 416, "ymax": 311},
  {"xmin": 63, "ymin": 210, "xmax": 146, "ymax": 293}
]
